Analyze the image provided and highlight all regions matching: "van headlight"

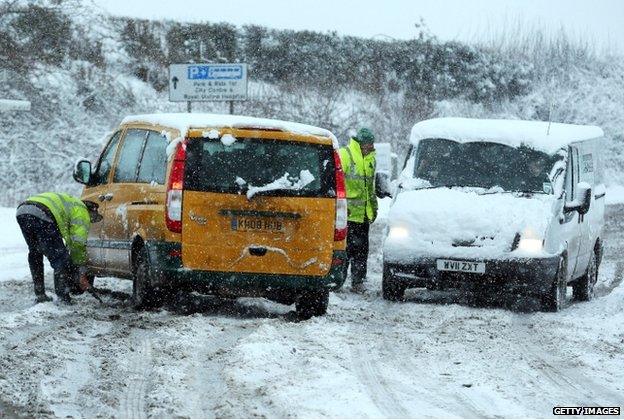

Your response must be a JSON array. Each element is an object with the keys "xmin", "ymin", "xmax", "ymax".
[
  {"xmin": 515, "ymin": 228, "xmax": 543, "ymax": 253},
  {"xmin": 518, "ymin": 238, "xmax": 543, "ymax": 253},
  {"xmin": 389, "ymin": 225, "xmax": 410, "ymax": 240}
]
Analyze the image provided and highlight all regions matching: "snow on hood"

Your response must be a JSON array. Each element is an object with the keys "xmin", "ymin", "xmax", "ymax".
[
  {"xmin": 384, "ymin": 188, "xmax": 556, "ymax": 262},
  {"xmin": 410, "ymin": 118, "xmax": 604, "ymax": 154},
  {"xmin": 121, "ymin": 113, "xmax": 339, "ymax": 148}
]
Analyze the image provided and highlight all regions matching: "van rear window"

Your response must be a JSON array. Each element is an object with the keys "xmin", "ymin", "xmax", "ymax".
[{"xmin": 184, "ymin": 137, "xmax": 336, "ymax": 197}]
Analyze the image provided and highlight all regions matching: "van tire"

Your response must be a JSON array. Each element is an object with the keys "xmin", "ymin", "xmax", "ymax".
[
  {"xmin": 540, "ymin": 256, "xmax": 567, "ymax": 312},
  {"xmin": 382, "ymin": 265, "xmax": 405, "ymax": 301},
  {"xmin": 573, "ymin": 251, "xmax": 598, "ymax": 301},
  {"xmin": 133, "ymin": 247, "xmax": 164, "ymax": 310},
  {"xmin": 296, "ymin": 289, "xmax": 329, "ymax": 319}
]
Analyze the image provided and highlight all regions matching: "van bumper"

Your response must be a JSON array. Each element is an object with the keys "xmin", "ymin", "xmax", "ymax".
[
  {"xmin": 146, "ymin": 241, "xmax": 347, "ymax": 300},
  {"xmin": 384, "ymin": 255, "xmax": 560, "ymax": 294}
]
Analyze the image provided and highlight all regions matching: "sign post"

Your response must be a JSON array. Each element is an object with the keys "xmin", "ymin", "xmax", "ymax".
[{"xmin": 169, "ymin": 63, "xmax": 248, "ymax": 114}]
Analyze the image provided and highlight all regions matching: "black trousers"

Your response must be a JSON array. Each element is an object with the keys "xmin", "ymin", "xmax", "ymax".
[
  {"xmin": 346, "ymin": 221, "xmax": 370, "ymax": 284},
  {"xmin": 15, "ymin": 214, "xmax": 74, "ymax": 298}
]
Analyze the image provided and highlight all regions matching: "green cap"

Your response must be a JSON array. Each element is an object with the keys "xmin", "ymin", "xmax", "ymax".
[{"xmin": 354, "ymin": 127, "xmax": 375, "ymax": 144}]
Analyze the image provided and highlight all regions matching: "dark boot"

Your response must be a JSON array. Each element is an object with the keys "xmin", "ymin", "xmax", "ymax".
[
  {"xmin": 28, "ymin": 252, "xmax": 52, "ymax": 303},
  {"xmin": 350, "ymin": 282, "xmax": 366, "ymax": 293},
  {"xmin": 35, "ymin": 294, "xmax": 53, "ymax": 303},
  {"xmin": 27, "ymin": 248, "xmax": 46, "ymax": 295},
  {"xmin": 54, "ymin": 269, "xmax": 73, "ymax": 304}
]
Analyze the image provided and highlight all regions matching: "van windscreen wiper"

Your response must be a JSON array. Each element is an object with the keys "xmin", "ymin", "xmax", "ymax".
[
  {"xmin": 415, "ymin": 184, "xmax": 466, "ymax": 190},
  {"xmin": 479, "ymin": 189, "xmax": 545, "ymax": 195}
]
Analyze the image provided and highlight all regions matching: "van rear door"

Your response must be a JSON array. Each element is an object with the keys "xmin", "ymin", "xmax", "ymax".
[{"xmin": 181, "ymin": 134, "xmax": 336, "ymax": 276}]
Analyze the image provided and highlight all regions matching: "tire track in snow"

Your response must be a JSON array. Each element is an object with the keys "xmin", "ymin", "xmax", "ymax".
[
  {"xmin": 349, "ymin": 333, "xmax": 411, "ymax": 418},
  {"xmin": 346, "ymin": 295, "xmax": 476, "ymax": 418},
  {"xmin": 187, "ymin": 325, "xmax": 257, "ymax": 418},
  {"xmin": 599, "ymin": 204, "xmax": 624, "ymax": 297},
  {"xmin": 378, "ymin": 304, "xmax": 491, "ymax": 418},
  {"xmin": 0, "ymin": 400, "xmax": 19, "ymax": 418},
  {"xmin": 510, "ymin": 315, "xmax": 624, "ymax": 408},
  {"xmin": 340, "ymin": 292, "xmax": 409, "ymax": 418},
  {"xmin": 596, "ymin": 259, "xmax": 624, "ymax": 298},
  {"xmin": 120, "ymin": 336, "xmax": 153, "ymax": 419},
  {"xmin": 344, "ymin": 222, "xmax": 413, "ymax": 417},
  {"xmin": 351, "ymin": 219, "xmax": 490, "ymax": 417}
]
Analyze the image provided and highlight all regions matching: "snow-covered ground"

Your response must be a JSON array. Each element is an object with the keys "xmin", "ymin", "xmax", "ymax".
[{"xmin": 1, "ymin": 205, "xmax": 623, "ymax": 418}]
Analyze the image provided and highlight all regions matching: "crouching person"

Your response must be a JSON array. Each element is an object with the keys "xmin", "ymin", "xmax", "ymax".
[{"xmin": 15, "ymin": 192, "xmax": 102, "ymax": 304}]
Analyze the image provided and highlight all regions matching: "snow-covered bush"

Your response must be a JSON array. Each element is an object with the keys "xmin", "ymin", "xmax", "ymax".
[{"xmin": 0, "ymin": 1, "xmax": 622, "ymax": 205}]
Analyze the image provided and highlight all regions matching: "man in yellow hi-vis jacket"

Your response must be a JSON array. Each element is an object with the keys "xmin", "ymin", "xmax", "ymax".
[
  {"xmin": 15, "ymin": 192, "xmax": 102, "ymax": 304},
  {"xmin": 339, "ymin": 128, "xmax": 378, "ymax": 292}
]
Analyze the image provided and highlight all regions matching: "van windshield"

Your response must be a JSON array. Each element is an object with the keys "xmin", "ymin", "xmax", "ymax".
[
  {"xmin": 184, "ymin": 137, "xmax": 336, "ymax": 197},
  {"xmin": 414, "ymin": 139, "xmax": 560, "ymax": 193}
]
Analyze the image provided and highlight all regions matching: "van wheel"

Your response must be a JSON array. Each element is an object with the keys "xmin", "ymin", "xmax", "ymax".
[
  {"xmin": 382, "ymin": 265, "xmax": 405, "ymax": 301},
  {"xmin": 541, "ymin": 256, "xmax": 567, "ymax": 312},
  {"xmin": 296, "ymin": 289, "xmax": 329, "ymax": 319},
  {"xmin": 573, "ymin": 251, "xmax": 598, "ymax": 301},
  {"xmin": 133, "ymin": 248, "xmax": 164, "ymax": 310}
]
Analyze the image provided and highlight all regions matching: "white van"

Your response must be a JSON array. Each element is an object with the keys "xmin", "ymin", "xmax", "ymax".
[{"xmin": 382, "ymin": 118, "xmax": 605, "ymax": 311}]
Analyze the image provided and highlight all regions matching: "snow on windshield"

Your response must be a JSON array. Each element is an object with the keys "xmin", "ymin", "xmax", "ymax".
[
  {"xmin": 235, "ymin": 176, "xmax": 247, "ymax": 187},
  {"xmin": 410, "ymin": 139, "xmax": 564, "ymax": 194},
  {"xmin": 221, "ymin": 134, "xmax": 237, "ymax": 146},
  {"xmin": 246, "ymin": 170, "xmax": 315, "ymax": 199},
  {"xmin": 184, "ymin": 137, "xmax": 334, "ymax": 197}
]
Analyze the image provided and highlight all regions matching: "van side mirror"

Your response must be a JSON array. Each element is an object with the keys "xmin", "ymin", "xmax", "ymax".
[
  {"xmin": 73, "ymin": 160, "xmax": 92, "ymax": 185},
  {"xmin": 375, "ymin": 171, "xmax": 392, "ymax": 198},
  {"xmin": 564, "ymin": 182, "xmax": 592, "ymax": 215}
]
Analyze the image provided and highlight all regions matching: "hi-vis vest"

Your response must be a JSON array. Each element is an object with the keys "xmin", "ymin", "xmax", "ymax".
[
  {"xmin": 339, "ymin": 139, "xmax": 377, "ymax": 223},
  {"xmin": 25, "ymin": 192, "xmax": 90, "ymax": 265}
]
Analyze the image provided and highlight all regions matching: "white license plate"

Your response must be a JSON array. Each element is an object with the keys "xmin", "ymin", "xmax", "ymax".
[{"xmin": 436, "ymin": 259, "xmax": 485, "ymax": 274}]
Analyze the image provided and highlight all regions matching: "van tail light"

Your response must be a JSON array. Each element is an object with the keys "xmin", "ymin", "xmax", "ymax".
[
  {"xmin": 166, "ymin": 140, "xmax": 187, "ymax": 233},
  {"xmin": 334, "ymin": 150, "xmax": 348, "ymax": 241}
]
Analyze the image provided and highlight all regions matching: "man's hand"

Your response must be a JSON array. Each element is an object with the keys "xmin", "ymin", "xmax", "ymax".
[{"xmin": 79, "ymin": 274, "xmax": 91, "ymax": 291}]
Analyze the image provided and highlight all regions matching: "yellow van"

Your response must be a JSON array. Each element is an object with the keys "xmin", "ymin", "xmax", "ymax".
[{"xmin": 73, "ymin": 113, "xmax": 347, "ymax": 317}]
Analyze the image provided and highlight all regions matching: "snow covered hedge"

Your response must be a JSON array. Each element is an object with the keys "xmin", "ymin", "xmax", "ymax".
[{"xmin": 0, "ymin": 0, "xmax": 622, "ymax": 205}]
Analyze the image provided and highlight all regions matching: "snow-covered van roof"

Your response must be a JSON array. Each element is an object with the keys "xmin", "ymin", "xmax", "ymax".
[
  {"xmin": 121, "ymin": 113, "xmax": 337, "ymax": 145},
  {"xmin": 410, "ymin": 118, "xmax": 604, "ymax": 154}
]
